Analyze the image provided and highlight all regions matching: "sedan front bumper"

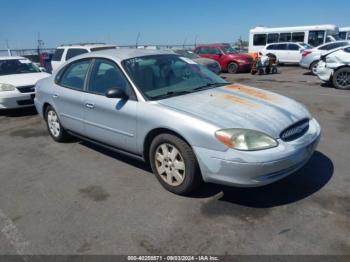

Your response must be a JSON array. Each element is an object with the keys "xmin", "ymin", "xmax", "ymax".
[
  {"xmin": 193, "ymin": 118, "xmax": 321, "ymax": 187},
  {"xmin": 0, "ymin": 91, "xmax": 35, "ymax": 109}
]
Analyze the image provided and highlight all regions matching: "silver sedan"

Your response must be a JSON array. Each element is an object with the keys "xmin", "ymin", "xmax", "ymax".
[{"xmin": 34, "ymin": 49, "xmax": 321, "ymax": 195}]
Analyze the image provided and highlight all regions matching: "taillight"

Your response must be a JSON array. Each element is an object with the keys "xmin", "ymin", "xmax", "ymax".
[{"xmin": 302, "ymin": 51, "xmax": 312, "ymax": 57}]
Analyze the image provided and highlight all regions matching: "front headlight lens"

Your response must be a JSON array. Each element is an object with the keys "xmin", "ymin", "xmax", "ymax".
[
  {"xmin": 0, "ymin": 83, "xmax": 16, "ymax": 92},
  {"xmin": 215, "ymin": 128, "xmax": 278, "ymax": 151}
]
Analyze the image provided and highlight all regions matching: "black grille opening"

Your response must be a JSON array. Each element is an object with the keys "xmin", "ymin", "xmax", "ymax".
[
  {"xmin": 16, "ymin": 85, "xmax": 35, "ymax": 93},
  {"xmin": 17, "ymin": 99, "xmax": 34, "ymax": 106},
  {"xmin": 280, "ymin": 119, "xmax": 310, "ymax": 142}
]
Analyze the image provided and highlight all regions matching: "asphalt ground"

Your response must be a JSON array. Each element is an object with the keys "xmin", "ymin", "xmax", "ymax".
[{"xmin": 0, "ymin": 66, "xmax": 349, "ymax": 255}]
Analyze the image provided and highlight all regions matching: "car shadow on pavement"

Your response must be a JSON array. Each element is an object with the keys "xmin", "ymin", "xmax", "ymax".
[
  {"xmin": 189, "ymin": 151, "xmax": 333, "ymax": 208},
  {"xmin": 0, "ymin": 106, "xmax": 38, "ymax": 117},
  {"xmin": 79, "ymin": 141, "xmax": 151, "ymax": 171}
]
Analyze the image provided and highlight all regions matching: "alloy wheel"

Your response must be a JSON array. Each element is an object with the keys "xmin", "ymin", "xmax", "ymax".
[
  {"xmin": 336, "ymin": 71, "xmax": 350, "ymax": 88},
  {"xmin": 154, "ymin": 143, "xmax": 185, "ymax": 186},
  {"xmin": 47, "ymin": 110, "xmax": 61, "ymax": 137}
]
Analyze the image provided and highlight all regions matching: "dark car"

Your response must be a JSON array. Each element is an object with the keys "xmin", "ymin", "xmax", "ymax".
[
  {"xmin": 194, "ymin": 44, "xmax": 253, "ymax": 73},
  {"xmin": 174, "ymin": 49, "xmax": 221, "ymax": 74}
]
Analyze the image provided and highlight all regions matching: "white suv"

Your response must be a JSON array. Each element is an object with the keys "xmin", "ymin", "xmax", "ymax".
[
  {"xmin": 260, "ymin": 42, "xmax": 312, "ymax": 64},
  {"xmin": 51, "ymin": 43, "xmax": 116, "ymax": 71}
]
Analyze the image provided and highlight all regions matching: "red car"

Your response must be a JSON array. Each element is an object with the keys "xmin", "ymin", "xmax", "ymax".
[{"xmin": 194, "ymin": 44, "xmax": 253, "ymax": 73}]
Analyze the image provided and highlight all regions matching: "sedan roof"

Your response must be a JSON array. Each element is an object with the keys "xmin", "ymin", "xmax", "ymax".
[{"xmin": 70, "ymin": 48, "xmax": 176, "ymax": 62}]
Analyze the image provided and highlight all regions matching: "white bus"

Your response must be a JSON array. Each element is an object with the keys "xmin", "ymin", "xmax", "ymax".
[
  {"xmin": 249, "ymin": 24, "xmax": 339, "ymax": 52},
  {"xmin": 339, "ymin": 27, "xmax": 350, "ymax": 40}
]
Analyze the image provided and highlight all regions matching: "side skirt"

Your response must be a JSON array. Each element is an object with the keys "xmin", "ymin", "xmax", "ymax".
[{"xmin": 67, "ymin": 130, "xmax": 145, "ymax": 162}]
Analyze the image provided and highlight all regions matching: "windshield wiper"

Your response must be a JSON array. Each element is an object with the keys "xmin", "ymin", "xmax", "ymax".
[
  {"xmin": 193, "ymin": 82, "xmax": 230, "ymax": 91},
  {"xmin": 150, "ymin": 90, "xmax": 193, "ymax": 100}
]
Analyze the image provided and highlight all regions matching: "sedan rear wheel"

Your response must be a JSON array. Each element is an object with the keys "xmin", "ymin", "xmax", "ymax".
[
  {"xmin": 310, "ymin": 60, "xmax": 319, "ymax": 75},
  {"xmin": 45, "ymin": 106, "xmax": 70, "ymax": 142},
  {"xmin": 333, "ymin": 67, "xmax": 350, "ymax": 90},
  {"xmin": 149, "ymin": 134, "xmax": 202, "ymax": 195}
]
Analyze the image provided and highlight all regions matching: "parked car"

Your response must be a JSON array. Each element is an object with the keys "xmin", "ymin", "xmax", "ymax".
[
  {"xmin": 35, "ymin": 49, "xmax": 321, "ymax": 195},
  {"xmin": 193, "ymin": 44, "xmax": 253, "ymax": 73},
  {"xmin": 173, "ymin": 49, "xmax": 221, "ymax": 74},
  {"xmin": 0, "ymin": 56, "xmax": 50, "ymax": 109},
  {"xmin": 317, "ymin": 45, "xmax": 350, "ymax": 89},
  {"xmin": 260, "ymin": 42, "xmax": 312, "ymax": 64},
  {"xmin": 300, "ymin": 40, "xmax": 350, "ymax": 75},
  {"xmin": 51, "ymin": 43, "xmax": 116, "ymax": 72}
]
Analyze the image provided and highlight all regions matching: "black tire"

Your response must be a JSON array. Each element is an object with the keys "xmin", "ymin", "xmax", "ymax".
[
  {"xmin": 45, "ymin": 105, "xmax": 70, "ymax": 142},
  {"xmin": 332, "ymin": 67, "xmax": 350, "ymax": 90},
  {"xmin": 227, "ymin": 62, "xmax": 239, "ymax": 74},
  {"xmin": 310, "ymin": 60, "xmax": 319, "ymax": 76},
  {"xmin": 149, "ymin": 134, "xmax": 202, "ymax": 195}
]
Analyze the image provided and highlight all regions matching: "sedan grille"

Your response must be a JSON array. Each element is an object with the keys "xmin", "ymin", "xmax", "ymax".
[
  {"xmin": 280, "ymin": 119, "xmax": 309, "ymax": 142},
  {"xmin": 16, "ymin": 85, "xmax": 35, "ymax": 93}
]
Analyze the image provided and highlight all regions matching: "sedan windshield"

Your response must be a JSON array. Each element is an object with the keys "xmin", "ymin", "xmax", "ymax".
[
  {"xmin": 222, "ymin": 46, "xmax": 238, "ymax": 54},
  {"xmin": 122, "ymin": 55, "xmax": 228, "ymax": 100},
  {"xmin": 0, "ymin": 59, "xmax": 41, "ymax": 76}
]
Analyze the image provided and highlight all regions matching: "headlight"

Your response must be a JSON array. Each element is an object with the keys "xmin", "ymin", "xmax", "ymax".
[
  {"xmin": 215, "ymin": 128, "xmax": 278, "ymax": 151},
  {"xmin": 0, "ymin": 83, "xmax": 16, "ymax": 92}
]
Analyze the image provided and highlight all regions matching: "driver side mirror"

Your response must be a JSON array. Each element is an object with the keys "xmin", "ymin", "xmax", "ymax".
[{"xmin": 105, "ymin": 87, "xmax": 128, "ymax": 99}]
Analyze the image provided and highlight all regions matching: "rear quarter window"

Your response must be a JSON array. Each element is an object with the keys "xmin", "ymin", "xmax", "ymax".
[
  {"xmin": 65, "ymin": 48, "xmax": 88, "ymax": 60},
  {"xmin": 52, "ymin": 49, "xmax": 64, "ymax": 61}
]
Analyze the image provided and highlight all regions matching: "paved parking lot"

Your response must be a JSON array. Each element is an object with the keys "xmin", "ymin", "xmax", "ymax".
[{"xmin": 0, "ymin": 66, "xmax": 349, "ymax": 255}]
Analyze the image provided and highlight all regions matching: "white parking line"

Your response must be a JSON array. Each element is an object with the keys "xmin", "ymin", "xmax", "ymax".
[{"xmin": 0, "ymin": 209, "xmax": 29, "ymax": 255}]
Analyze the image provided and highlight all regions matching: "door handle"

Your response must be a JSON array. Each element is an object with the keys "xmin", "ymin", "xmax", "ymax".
[
  {"xmin": 52, "ymin": 94, "xmax": 59, "ymax": 98},
  {"xmin": 85, "ymin": 103, "xmax": 95, "ymax": 109}
]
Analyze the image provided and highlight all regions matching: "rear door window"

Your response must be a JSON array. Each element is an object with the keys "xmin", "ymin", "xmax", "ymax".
[
  {"xmin": 65, "ymin": 48, "xmax": 89, "ymax": 60},
  {"xmin": 276, "ymin": 44, "xmax": 287, "ymax": 50},
  {"xmin": 288, "ymin": 44, "xmax": 300, "ymax": 51},
  {"xmin": 58, "ymin": 59, "xmax": 91, "ymax": 90},
  {"xmin": 52, "ymin": 49, "xmax": 64, "ymax": 61}
]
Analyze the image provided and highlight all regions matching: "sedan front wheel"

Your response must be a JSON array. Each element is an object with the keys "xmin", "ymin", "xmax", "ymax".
[
  {"xmin": 149, "ymin": 134, "xmax": 202, "ymax": 195},
  {"xmin": 333, "ymin": 67, "xmax": 350, "ymax": 90}
]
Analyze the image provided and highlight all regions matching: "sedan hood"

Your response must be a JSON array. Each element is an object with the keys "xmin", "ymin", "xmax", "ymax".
[
  {"xmin": 0, "ymin": 72, "xmax": 50, "ymax": 86},
  {"xmin": 158, "ymin": 84, "xmax": 311, "ymax": 138},
  {"xmin": 227, "ymin": 53, "xmax": 253, "ymax": 61}
]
